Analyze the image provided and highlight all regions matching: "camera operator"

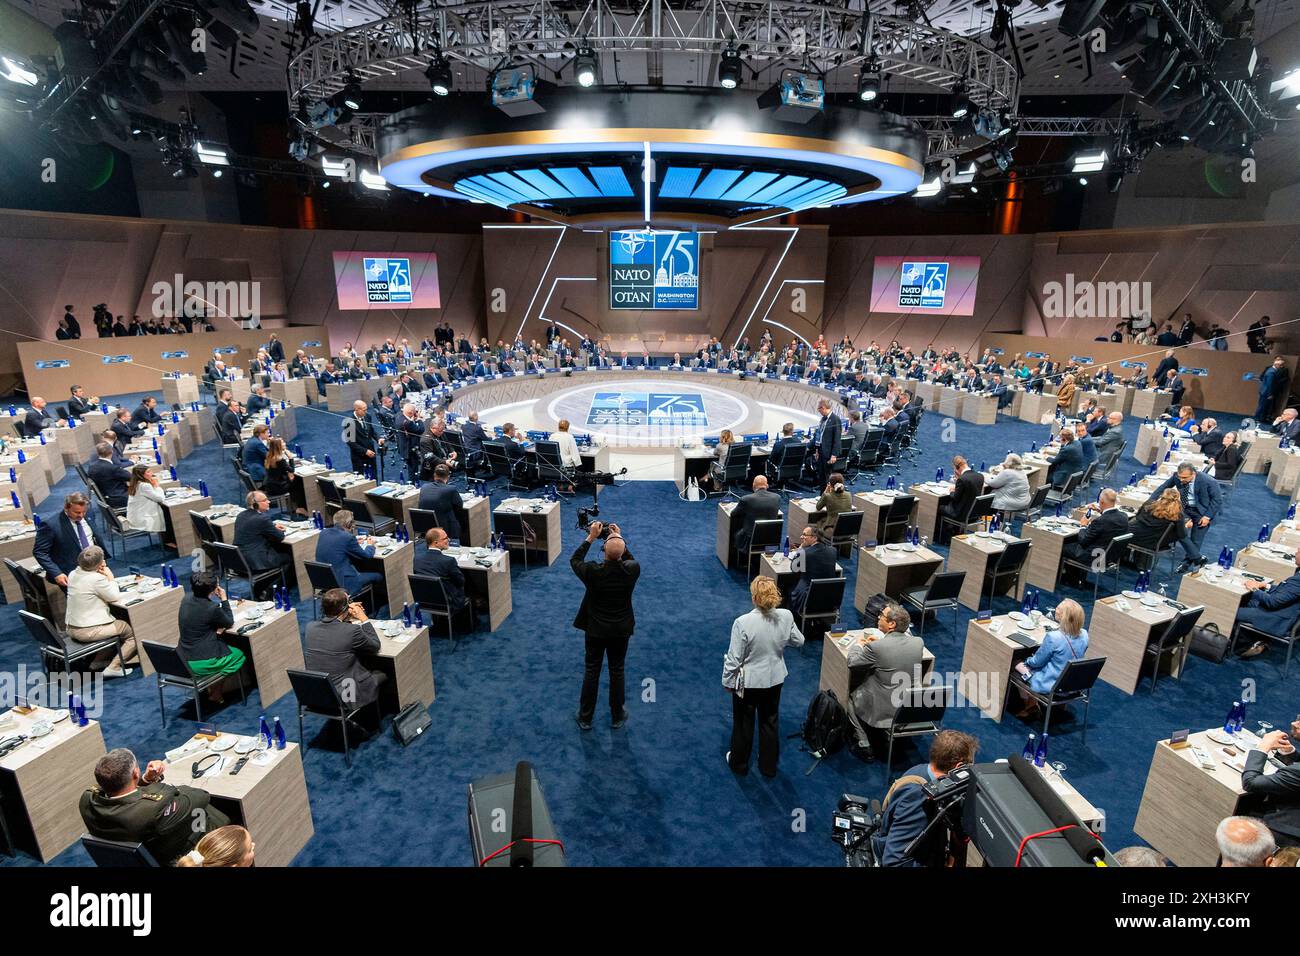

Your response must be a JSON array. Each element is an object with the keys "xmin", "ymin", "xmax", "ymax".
[
  {"xmin": 571, "ymin": 520, "xmax": 640, "ymax": 731},
  {"xmin": 873, "ymin": 730, "xmax": 977, "ymax": 867}
]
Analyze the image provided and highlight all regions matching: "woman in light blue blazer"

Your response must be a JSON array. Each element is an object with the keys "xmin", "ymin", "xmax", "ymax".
[
  {"xmin": 1014, "ymin": 598, "xmax": 1088, "ymax": 718},
  {"xmin": 723, "ymin": 576, "xmax": 805, "ymax": 777}
]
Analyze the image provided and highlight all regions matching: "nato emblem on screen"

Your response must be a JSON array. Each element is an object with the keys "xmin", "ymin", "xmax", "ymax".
[
  {"xmin": 587, "ymin": 391, "xmax": 707, "ymax": 427},
  {"xmin": 898, "ymin": 261, "xmax": 949, "ymax": 309},
  {"xmin": 364, "ymin": 257, "xmax": 413, "ymax": 304},
  {"xmin": 610, "ymin": 230, "xmax": 699, "ymax": 310}
]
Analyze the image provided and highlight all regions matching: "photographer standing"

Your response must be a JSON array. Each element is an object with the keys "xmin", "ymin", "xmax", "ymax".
[
  {"xmin": 571, "ymin": 521, "xmax": 640, "ymax": 730},
  {"xmin": 872, "ymin": 730, "xmax": 977, "ymax": 867}
]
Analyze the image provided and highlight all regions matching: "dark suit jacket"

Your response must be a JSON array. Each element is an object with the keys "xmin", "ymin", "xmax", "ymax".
[
  {"xmin": 232, "ymin": 508, "xmax": 286, "ymax": 571},
  {"xmin": 346, "ymin": 414, "xmax": 379, "ymax": 470},
  {"xmin": 1073, "ymin": 507, "xmax": 1131, "ymax": 555},
  {"xmin": 216, "ymin": 406, "xmax": 242, "ymax": 444},
  {"xmin": 413, "ymin": 546, "xmax": 467, "ymax": 610},
  {"xmin": 791, "ymin": 541, "xmax": 838, "ymax": 609},
  {"xmin": 33, "ymin": 512, "xmax": 89, "ymax": 580},
  {"xmin": 87, "ymin": 458, "xmax": 132, "ymax": 508},
  {"xmin": 1192, "ymin": 428, "xmax": 1226, "ymax": 459},
  {"xmin": 241, "ymin": 437, "xmax": 269, "ymax": 482},
  {"xmin": 304, "ymin": 618, "xmax": 383, "ymax": 709},
  {"xmin": 1154, "ymin": 357, "xmax": 1179, "ymax": 382},
  {"xmin": 570, "ymin": 540, "xmax": 640, "ymax": 639},
  {"xmin": 1242, "ymin": 571, "xmax": 1300, "ymax": 634},
  {"xmin": 1149, "ymin": 471, "xmax": 1223, "ymax": 519},
  {"xmin": 1046, "ymin": 441, "xmax": 1085, "ymax": 489},
  {"xmin": 417, "ymin": 482, "xmax": 462, "ymax": 540},
  {"xmin": 816, "ymin": 413, "xmax": 842, "ymax": 464},
  {"xmin": 732, "ymin": 489, "xmax": 782, "ymax": 551},
  {"xmin": 111, "ymin": 418, "xmax": 141, "ymax": 445},
  {"xmin": 945, "ymin": 468, "xmax": 985, "ymax": 519},
  {"xmin": 245, "ymin": 394, "xmax": 270, "ymax": 415},
  {"xmin": 177, "ymin": 593, "xmax": 235, "ymax": 664},
  {"xmin": 459, "ymin": 421, "xmax": 486, "ymax": 454},
  {"xmin": 314, "ymin": 526, "xmax": 376, "ymax": 596},
  {"xmin": 67, "ymin": 395, "xmax": 95, "ymax": 418},
  {"xmin": 131, "ymin": 404, "xmax": 161, "ymax": 427},
  {"xmin": 23, "ymin": 408, "xmax": 54, "ymax": 437}
]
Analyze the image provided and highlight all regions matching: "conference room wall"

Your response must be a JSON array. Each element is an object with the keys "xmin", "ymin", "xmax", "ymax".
[
  {"xmin": 0, "ymin": 209, "xmax": 485, "ymax": 394},
  {"xmin": 978, "ymin": 332, "xmax": 1296, "ymax": 416},
  {"xmin": 479, "ymin": 224, "xmax": 828, "ymax": 355}
]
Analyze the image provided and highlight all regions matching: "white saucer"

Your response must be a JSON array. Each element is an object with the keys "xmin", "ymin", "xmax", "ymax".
[
  {"xmin": 1121, "ymin": 590, "xmax": 1142, "ymax": 599},
  {"xmin": 1017, "ymin": 621, "xmax": 1038, "ymax": 631},
  {"xmin": 1008, "ymin": 611, "xmax": 1029, "ymax": 622},
  {"xmin": 1140, "ymin": 596, "xmax": 1162, "ymax": 607},
  {"xmin": 885, "ymin": 543, "xmax": 903, "ymax": 551},
  {"xmin": 209, "ymin": 735, "xmax": 237, "ymax": 752}
]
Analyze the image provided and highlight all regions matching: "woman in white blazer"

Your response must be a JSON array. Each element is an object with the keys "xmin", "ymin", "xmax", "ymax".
[
  {"xmin": 126, "ymin": 465, "xmax": 167, "ymax": 533},
  {"xmin": 723, "ymin": 576, "xmax": 805, "ymax": 777}
]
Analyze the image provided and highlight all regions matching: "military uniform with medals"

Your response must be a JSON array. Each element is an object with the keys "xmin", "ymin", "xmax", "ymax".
[{"xmin": 79, "ymin": 778, "xmax": 231, "ymax": 865}]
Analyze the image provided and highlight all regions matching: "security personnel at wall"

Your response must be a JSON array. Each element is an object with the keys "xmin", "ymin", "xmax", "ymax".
[{"xmin": 80, "ymin": 748, "xmax": 231, "ymax": 865}]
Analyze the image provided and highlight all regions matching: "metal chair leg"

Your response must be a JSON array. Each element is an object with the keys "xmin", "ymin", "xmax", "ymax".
[
  {"xmin": 157, "ymin": 680, "xmax": 166, "ymax": 728},
  {"xmin": 194, "ymin": 686, "xmax": 204, "ymax": 723},
  {"xmin": 885, "ymin": 733, "xmax": 894, "ymax": 772},
  {"xmin": 1082, "ymin": 693, "xmax": 1091, "ymax": 744},
  {"xmin": 341, "ymin": 714, "xmax": 352, "ymax": 768}
]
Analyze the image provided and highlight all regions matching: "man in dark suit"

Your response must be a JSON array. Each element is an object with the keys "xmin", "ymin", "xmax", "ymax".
[
  {"xmin": 372, "ymin": 395, "xmax": 397, "ymax": 432},
  {"xmin": 571, "ymin": 520, "xmax": 640, "ymax": 730},
  {"xmin": 1273, "ymin": 408, "xmax": 1300, "ymax": 442},
  {"xmin": 1046, "ymin": 429, "xmax": 1085, "ymax": 490},
  {"xmin": 266, "ymin": 334, "xmax": 286, "ymax": 364},
  {"xmin": 870, "ymin": 731, "xmax": 979, "ymax": 866},
  {"xmin": 345, "ymin": 400, "xmax": 381, "ymax": 474},
  {"xmin": 1093, "ymin": 412, "xmax": 1125, "ymax": 462},
  {"xmin": 67, "ymin": 385, "xmax": 97, "ymax": 418},
  {"xmin": 1256, "ymin": 357, "xmax": 1290, "ymax": 422},
  {"xmin": 847, "ymin": 604, "xmax": 924, "ymax": 762},
  {"xmin": 788, "ymin": 525, "xmax": 838, "ymax": 612},
  {"xmin": 23, "ymin": 397, "xmax": 60, "ymax": 437},
  {"xmin": 110, "ymin": 408, "xmax": 144, "ymax": 447},
  {"xmin": 397, "ymin": 404, "xmax": 425, "ymax": 477},
  {"xmin": 314, "ymin": 510, "xmax": 384, "ymax": 613},
  {"xmin": 937, "ymin": 455, "xmax": 984, "ymax": 542},
  {"xmin": 813, "ymin": 399, "xmax": 842, "ymax": 486},
  {"xmin": 1241, "ymin": 724, "xmax": 1300, "ymax": 846},
  {"xmin": 245, "ymin": 385, "xmax": 271, "ymax": 416},
  {"xmin": 1060, "ymin": 488, "xmax": 1129, "ymax": 583},
  {"xmin": 413, "ymin": 526, "xmax": 469, "ymax": 615},
  {"xmin": 130, "ymin": 397, "xmax": 162, "ymax": 428},
  {"xmin": 417, "ymin": 463, "xmax": 462, "ymax": 541},
  {"xmin": 215, "ymin": 398, "xmax": 243, "ymax": 445},
  {"xmin": 232, "ymin": 491, "xmax": 292, "ymax": 598},
  {"xmin": 731, "ymin": 475, "xmax": 782, "ymax": 558},
  {"xmin": 770, "ymin": 422, "xmax": 798, "ymax": 452},
  {"xmin": 87, "ymin": 442, "xmax": 132, "ymax": 510},
  {"xmin": 1190, "ymin": 417, "xmax": 1226, "ymax": 459},
  {"xmin": 34, "ymin": 493, "xmax": 97, "ymax": 588},
  {"xmin": 1153, "ymin": 349, "xmax": 1179, "ymax": 384},
  {"xmin": 304, "ymin": 588, "xmax": 386, "ymax": 717},
  {"xmin": 459, "ymin": 412, "xmax": 487, "ymax": 464},
  {"xmin": 1163, "ymin": 369, "xmax": 1185, "ymax": 408},
  {"xmin": 1236, "ymin": 555, "xmax": 1300, "ymax": 658},
  {"xmin": 1149, "ymin": 462, "xmax": 1222, "ymax": 563}
]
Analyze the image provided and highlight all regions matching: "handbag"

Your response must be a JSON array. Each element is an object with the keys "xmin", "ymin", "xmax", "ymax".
[
  {"xmin": 392, "ymin": 701, "xmax": 432, "ymax": 745},
  {"xmin": 1189, "ymin": 621, "xmax": 1231, "ymax": 664}
]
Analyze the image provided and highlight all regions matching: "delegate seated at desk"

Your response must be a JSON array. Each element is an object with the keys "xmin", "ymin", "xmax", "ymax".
[
  {"xmin": 233, "ymin": 491, "xmax": 293, "ymax": 598},
  {"xmin": 413, "ymin": 526, "xmax": 470, "ymax": 616},
  {"xmin": 731, "ymin": 475, "xmax": 781, "ymax": 556},
  {"xmin": 304, "ymin": 588, "xmax": 385, "ymax": 723},
  {"xmin": 316, "ymin": 509, "xmax": 386, "ymax": 613},
  {"xmin": 1046, "ymin": 429, "xmax": 1083, "ymax": 489},
  {"xmin": 789, "ymin": 525, "xmax": 836, "ymax": 612},
  {"xmin": 242, "ymin": 424, "xmax": 271, "ymax": 482},
  {"xmin": 178, "ymin": 571, "xmax": 247, "ymax": 702},
  {"xmin": 87, "ymin": 442, "xmax": 131, "ymax": 509},
  {"xmin": 1236, "ymin": 556, "xmax": 1300, "ymax": 660},
  {"xmin": 1242, "ymin": 723, "xmax": 1300, "ymax": 847},
  {"xmin": 846, "ymin": 604, "xmax": 923, "ymax": 762}
]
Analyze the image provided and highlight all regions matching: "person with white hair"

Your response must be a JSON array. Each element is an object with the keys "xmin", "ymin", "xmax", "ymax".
[
  {"xmin": 985, "ymin": 453, "xmax": 1031, "ymax": 512},
  {"xmin": 1112, "ymin": 846, "xmax": 1168, "ymax": 867},
  {"xmin": 1216, "ymin": 815, "xmax": 1276, "ymax": 867}
]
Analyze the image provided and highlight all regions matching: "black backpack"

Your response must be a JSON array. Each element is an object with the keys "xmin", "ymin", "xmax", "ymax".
[
  {"xmin": 796, "ymin": 689, "xmax": 848, "ymax": 775},
  {"xmin": 862, "ymin": 592, "xmax": 892, "ymax": 627}
]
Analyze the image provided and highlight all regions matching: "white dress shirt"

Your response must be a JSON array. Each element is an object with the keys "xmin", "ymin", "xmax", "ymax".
[
  {"xmin": 126, "ymin": 482, "xmax": 167, "ymax": 532},
  {"xmin": 553, "ymin": 430, "xmax": 582, "ymax": 468}
]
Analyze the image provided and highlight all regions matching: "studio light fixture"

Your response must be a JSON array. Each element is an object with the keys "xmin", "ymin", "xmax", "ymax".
[
  {"xmin": 858, "ymin": 59, "xmax": 880, "ymax": 103},
  {"xmin": 194, "ymin": 142, "xmax": 230, "ymax": 166},
  {"xmin": 950, "ymin": 81, "xmax": 973, "ymax": 119},
  {"xmin": 340, "ymin": 73, "xmax": 362, "ymax": 112},
  {"xmin": 915, "ymin": 178, "xmax": 942, "ymax": 197},
  {"xmin": 573, "ymin": 45, "xmax": 598, "ymax": 88},
  {"xmin": 360, "ymin": 169, "xmax": 389, "ymax": 191},
  {"xmin": 425, "ymin": 53, "xmax": 452, "ymax": 96},
  {"xmin": 1071, "ymin": 150, "xmax": 1108, "ymax": 173},
  {"xmin": 718, "ymin": 45, "xmax": 742, "ymax": 89},
  {"xmin": 0, "ymin": 56, "xmax": 38, "ymax": 86}
]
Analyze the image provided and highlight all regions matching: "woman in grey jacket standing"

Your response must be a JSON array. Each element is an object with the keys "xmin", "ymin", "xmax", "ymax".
[{"xmin": 723, "ymin": 576, "xmax": 805, "ymax": 777}]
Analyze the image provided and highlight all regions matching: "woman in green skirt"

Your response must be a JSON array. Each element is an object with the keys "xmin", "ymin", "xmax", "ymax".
[{"xmin": 179, "ymin": 570, "xmax": 247, "ymax": 703}]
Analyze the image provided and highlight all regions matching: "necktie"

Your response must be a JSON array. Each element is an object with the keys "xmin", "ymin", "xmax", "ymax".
[{"xmin": 75, "ymin": 520, "xmax": 89, "ymax": 549}]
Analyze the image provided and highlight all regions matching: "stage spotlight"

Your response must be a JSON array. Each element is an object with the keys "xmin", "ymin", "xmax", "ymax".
[
  {"xmin": 1071, "ymin": 149, "xmax": 1107, "ymax": 173},
  {"xmin": 1078, "ymin": 176, "xmax": 1089, "ymax": 185},
  {"xmin": 858, "ymin": 61, "xmax": 881, "ymax": 103},
  {"xmin": 718, "ymin": 45, "xmax": 742, "ymax": 89},
  {"xmin": 991, "ymin": 142, "xmax": 1014, "ymax": 171},
  {"xmin": 212, "ymin": 168, "xmax": 223, "ymax": 178},
  {"xmin": 425, "ymin": 54, "xmax": 452, "ymax": 95},
  {"xmin": 914, "ymin": 177, "xmax": 942, "ymax": 197},
  {"xmin": 573, "ymin": 45, "xmax": 598, "ymax": 87},
  {"xmin": 490, "ymin": 65, "xmax": 548, "ymax": 115},
  {"xmin": 194, "ymin": 142, "xmax": 230, "ymax": 166},
  {"xmin": 950, "ymin": 81, "xmax": 972, "ymax": 120},
  {"xmin": 359, "ymin": 169, "xmax": 388, "ymax": 191},
  {"xmin": 0, "ymin": 56, "xmax": 38, "ymax": 86},
  {"xmin": 340, "ymin": 74, "xmax": 362, "ymax": 112},
  {"xmin": 758, "ymin": 69, "xmax": 825, "ymax": 123}
]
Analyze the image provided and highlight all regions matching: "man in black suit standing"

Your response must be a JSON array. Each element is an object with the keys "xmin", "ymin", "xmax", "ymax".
[
  {"xmin": 813, "ymin": 399, "xmax": 842, "ymax": 486},
  {"xmin": 304, "ymin": 588, "xmax": 385, "ymax": 718},
  {"xmin": 788, "ymin": 525, "xmax": 838, "ymax": 613},
  {"xmin": 346, "ymin": 400, "xmax": 382, "ymax": 475},
  {"xmin": 87, "ymin": 442, "xmax": 132, "ymax": 510},
  {"xmin": 215, "ymin": 396, "xmax": 243, "ymax": 445},
  {"xmin": 413, "ymin": 526, "xmax": 470, "ymax": 618},
  {"xmin": 34, "ymin": 493, "xmax": 97, "ymax": 589},
  {"xmin": 232, "ymin": 491, "xmax": 292, "ymax": 598},
  {"xmin": 938, "ymin": 455, "xmax": 984, "ymax": 542},
  {"xmin": 731, "ymin": 475, "xmax": 782, "ymax": 561},
  {"xmin": 266, "ymin": 333, "xmax": 286, "ymax": 364},
  {"xmin": 416, "ymin": 463, "xmax": 462, "ymax": 541},
  {"xmin": 63, "ymin": 305, "xmax": 81, "ymax": 338},
  {"xmin": 571, "ymin": 520, "xmax": 640, "ymax": 730},
  {"xmin": 1060, "ymin": 488, "xmax": 1129, "ymax": 583},
  {"xmin": 1153, "ymin": 349, "xmax": 1179, "ymax": 385},
  {"xmin": 397, "ymin": 404, "xmax": 425, "ymax": 477}
]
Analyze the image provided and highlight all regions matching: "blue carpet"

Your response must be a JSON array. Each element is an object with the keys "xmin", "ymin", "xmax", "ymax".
[{"xmin": 0, "ymin": 392, "xmax": 1291, "ymax": 866}]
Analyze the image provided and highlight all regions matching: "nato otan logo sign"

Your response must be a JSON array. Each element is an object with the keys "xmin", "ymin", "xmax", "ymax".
[
  {"xmin": 609, "ymin": 230, "xmax": 699, "ymax": 310},
  {"xmin": 364, "ymin": 257, "xmax": 413, "ymax": 304},
  {"xmin": 898, "ymin": 261, "xmax": 949, "ymax": 309}
]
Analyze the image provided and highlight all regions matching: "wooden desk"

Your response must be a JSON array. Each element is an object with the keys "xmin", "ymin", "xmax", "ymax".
[
  {"xmin": 1267, "ymin": 447, "xmax": 1300, "ymax": 496},
  {"xmin": 960, "ymin": 392, "xmax": 998, "ymax": 426},
  {"xmin": 948, "ymin": 532, "xmax": 1027, "ymax": 609},
  {"xmin": 1271, "ymin": 520, "xmax": 1300, "ymax": 550},
  {"xmin": 180, "ymin": 406, "xmax": 216, "ymax": 448},
  {"xmin": 1176, "ymin": 565, "xmax": 1259, "ymax": 634},
  {"xmin": 161, "ymin": 374, "xmax": 201, "ymax": 406},
  {"xmin": 1089, "ymin": 594, "xmax": 1183, "ymax": 695},
  {"xmin": 0, "ymin": 453, "xmax": 52, "ymax": 509},
  {"xmin": 454, "ymin": 493, "xmax": 493, "ymax": 547},
  {"xmin": 48, "ymin": 422, "xmax": 95, "ymax": 466},
  {"xmin": 110, "ymin": 575, "xmax": 186, "ymax": 677},
  {"xmin": 1235, "ymin": 542, "xmax": 1297, "ymax": 582},
  {"xmin": 1017, "ymin": 391, "xmax": 1057, "ymax": 424},
  {"xmin": 494, "ymin": 497, "xmax": 562, "ymax": 566},
  {"xmin": 0, "ymin": 521, "xmax": 39, "ymax": 605},
  {"xmin": 1022, "ymin": 518, "xmax": 1081, "ymax": 592},
  {"xmin": 162, "ymin": 732, "xmax": 312, "ymax": 867},
  {"xmin": 444, "ymin": 545, "xmax": 513, "ymax": 631},
  {"xmin": 160, "ymin": 488, "xmax": 213, "ymax": 557},
  {"xmin": 360, "ymin": 538, "xmax": 416, "ymax": 612},
  {"xmin": 0, "ymin": 474, "xmax": 32, "ymax": 518},
  {"xmin": 364, "ymin": 622, "xmax": 435, "ymax": 711},
  {"xmin": 1243, "ymin": 430, "xmax": 1280, "ymax": 475},
  {"xmin": 852, "ymin": 490, "xmax": 915, "ymax": 545},
  {"xmin": 270, "ymin": 378, "xmax": 308, "ymax": 409},
  {"xmin": 326, "ymin": 379, "xmax": 364, "ymax": 413},
  {"xmin": 854, "ymin": 543, "xmax": 943, "ymax": 610},
  {"xmin": 220, "ymin": 603, "xmax": 305, "ymax": 707},
  {"xmin": 1130, "ymin": 388, "xmax": 1172, "ymax": 420},
  {"xmin": 674, "ymin": 446, "xmax": 715, "ymax": 491},
  {"xmin": 758, "ymin": 551, "xmax": 842, "ymax": 604},
  {"xmin": 958, "ymin": 614, "xmax": 1047, "ymax": 721},
  {"xmin": 819, "ymin": 628, "xmax": 934, "ymax": 707},
  {"xmin": 365, "ymin": 482, "xmax": 421, "ymax": 535},
  {"xmin": 908, "ymin": 481, "xmax": 952, "ymax": 541},
  {"xmin": 1134, "ymin": 728, "xmax": 1265, "ymax": 868},
  {"xmin": 1134, "ymin": 423, "xmax": 1176, "ymax": 466},
  {"xmin": 0, "ymin": 707, "xmax": 106, "ymax": 862}
]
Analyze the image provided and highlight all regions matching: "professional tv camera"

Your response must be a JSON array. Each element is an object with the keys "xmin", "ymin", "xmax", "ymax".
[
  {"xmin": 832, "ymin": 765, "xmax": 973, "ymax": 867},
  {"xmin": 573, "ymin": 468, "xmax": 626, "ymax": 533}
]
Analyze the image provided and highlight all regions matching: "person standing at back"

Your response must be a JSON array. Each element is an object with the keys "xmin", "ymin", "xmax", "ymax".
[
  {"xmin": 722, "ymin": 576, "xmax": 804, "ymax": 777},
  {"xmin": 571, "ymin": 521, "xmax": 640, "ymax": 730}
]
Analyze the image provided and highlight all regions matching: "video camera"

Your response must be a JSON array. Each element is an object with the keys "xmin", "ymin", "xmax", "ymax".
[
  {"xmin": 831, "ymin": 765, "xmax": 974, "ymax": 868},
  {"xmin": 576, "ymin": 506, "xmax": 613, "ymax": 537}
]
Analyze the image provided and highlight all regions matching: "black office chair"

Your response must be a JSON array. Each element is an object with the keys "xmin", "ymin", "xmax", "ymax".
[
  {"xmin": 1043, "ymin": 471, "xmax": 1085, "ymax": 511},
  {"xmin": 1232, "ymin": 614, "xmax": 1300, "ymax": 678},
  {"xmin": 80, "ymin": 835, "xmax": 160, "ymax": 867},
  {"xmin": 1142, "ymin": 605, "xmax": 1205, "ymax": 692},
  {"xmin": 140, "ymin": 640, "xmax": 246, "ymax": 727},
  {"xmin": 1125, "ymin": 521, "xmax": 1179, "ymax": 582},
  {"xmin": 303, "ymin": 559, "xmax": 375, "ymax": 618},
  {"xmin": 208, "ymin": 541, "xmax": 286, "ymax": 600},
  {"xmin": 938, "ymin": 492, "xmax": 995, "ymax": 543},
  {"xmin": 287, "ymin": 668, "xmax": 368, "ymax": 768},
  {"xmin": 188, "ymin": 512, "xmax": 220, "ymax": 571},
  {"xmin": 821, "ymin": 510, "xmax": 865, "ymax": 558},
  {"xmin": 709, "ymin": 444, "xmax": 753, "ymax": 499},
  {"xmin": 797, "ymin": 577, "xmax": 846, "ymax": 637},
  {"xmin": 765, "ymin": 443, "xmax": 808, "ymax": 494},
  {"xmin": 880, "ymin": 494, "xmax": 917, "ymax": 545},
  {"xmin": 881, "ymin": 685, "xmax": 952, "ymax": 772},
  {"xmin": 95, "ymin": 499, "xmax": 155, "ymax": 559},
  {"xmin": 408, "ymin": 507, "xmax": 442, "ymax": 538},
  {"xmin": 532, "ymin": 440, "xmax": 573, "ymax": 496},
  {"xmin": 5, "ymin": 558, "xmax": 55, "ymax": 621},
  {"xmin": 980, "ymin": 538, "xmax": 1033, "ymax": 610},
  {"xmin": 409, "ymin": 572, "xmax": 476, "ymax": 648},
  {"xmin": 482, "ymin": 440, "xmax": 533, "ymax": 491},
  {"xmin": 743, "ymin": 518, "xmax": 785, "ymax": 579},
  {"xmin": 1060, "ymin": 532, "xmax": 1133, "ymax": 601},
  {"xmin": 1007, "ymin": 483, "xmax": 1052, "ymax": 529},
  {"xmin": 341, "ymin": 497, "xmax": 396, "ymax": 536},
  {"xmin": 1008, "ymin": 657, "xmax": 1106, "ymax": 743},
  {"xmin": 493, "ymin": 511, "xmax": 537, "ymax": 571},
  {"xmin": 20, "ymin": 609, "xmax": 127, "ymax": 686},
  {"xmin": 1097, "ymin": 445, "xmax": 1126, "ymax": 485},
  {"xmin": 899, "ymin": 571, "xmax": 966, "ymax": 639}
]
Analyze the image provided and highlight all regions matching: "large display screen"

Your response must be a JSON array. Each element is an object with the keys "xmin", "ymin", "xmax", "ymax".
[
  {"xmin": 332, "ymin": 251, "xmax": 441, "ymax": 310},
  {"xmin": 609, "ymin": 230, "xmax": 699, "ymax": 310},
  {"xmin": 869, "ymin": 256, "xmax": 980, "ymax": 316}
]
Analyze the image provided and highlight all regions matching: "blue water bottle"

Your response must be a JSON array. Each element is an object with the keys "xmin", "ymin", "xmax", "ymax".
[
  {"xmin": 1129, "ymin": 473, "xmax": 1138, "ymax": 487},
  {"xmin": 1021, "ymin": 590, "xmax": 1031, "ymax": 615},
  {"xmin": 1260, "ymin": 524, "xmax": 1270, "ymax": 543},
  {"xmin": 1218, "ymin": 546, "xmax": 1229, "ymax": 569},
  {"xmin": 1033, "ymin": 732, "xmax": 1049, "ymax": 767},
  {"xmin": 1055, "ymin": 502, "xmax": 1062, "ymax": 517},
  {"xmin": 16, "ymin": 450, "xmax": 24, "ymax": 464},
  {"xmin": 171, "ymin": 411, "xmax": 179, "ymax": 424},
  {"xmin": 169, "ymin": 466, "xmax": 177, "ymax": 482},
  {"xmin": 781, "ymin": 535, "xmax": 790, "ymax": 557},
  {"xmin": 1163, "ymin": 450, "xmax": 1171, "ymax": 462},
  {"xmin": 979, "ymin": 461, "xmax": 986, "ymax": 473},
  {"xmin": 1031, "ymin": 441, "xmax": 1037, "ymax": 453},
  {"xmin": 1022, "ymin": 733, "xmax": 1036, "ymax": 760},
  {"xmin": 199, "ymin": 479, "xmax": 209, "ymax": 497},
  {"xmin": 151, "ymin": 437, "xmax": 158, "ymax": 450},
  {"xmin": 935, "ymin": 467, "xmax": 944, "ymax": 482},
  {"xmin": 324, "ymin": 454, "xmax": 333, "ymax": 470},
  {"xmin": 9, "ymin": 491, "xmax": 18, "ymax": 509},
  {"xmin": 154, "ymin": 451, "xmax": 162, "ymax": 465},
  {"xmin": 1289, "ymin": 504, "xmax": 1297, "ymax": 521},
  {"xmin": 402, "ymin": 602, "xmax": 412, "ymax": 627},
  {"xmin": 1234, "ymin": 701, "xmax": 1246, "ymax": 733},
  {"xmin": 1224, "ymin": 701, "xmax": 1241, "ymax": 734},
  {"xmin": 1149, "ymin": 462, "xmax": 1157, "ymax": 475},
  {"xmin": 274, "ymin": 717, "xmax": 286, "ymax": 750},
  {"xmin": 76, "ymin": 696, "xmax": 88, "ymax": 727},
  {"xmin": 413, "ymin": 606, "xmax": 424, "ymax": 628},
  {"xmin": 259, "ymin": 715, "xmax": 272, "ymax": 748}
]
